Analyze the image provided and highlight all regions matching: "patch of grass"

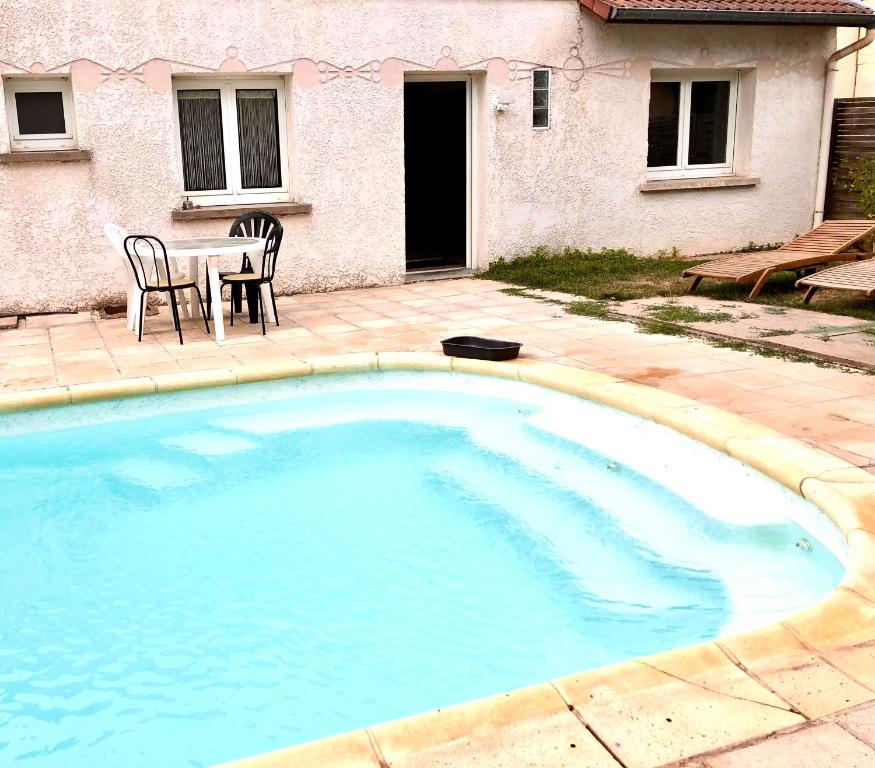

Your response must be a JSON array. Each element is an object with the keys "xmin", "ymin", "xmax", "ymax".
[
  {"xmin": 700, "ymin": 241, "xmax": 785, "ymax": 256},
  {"xmin": 644, "ymin": 302, "xmax": 733, "ymax": 324},
  {"xmin": 707, "ymin": 337, "xmax": 841, "ymax": 368},
  {"xmin": 568, "ymin": 300, "xmax": 611, "ymax": 320},
  {"xmin": 862, "ymin": 326, "xmax": 875, "ymax": 336},
  {"xmin": 708, "ymin": 338, "xmax": 749, "ymax": 352},
  {"xmin": 482, "ymin": 246, "xmax": 690, "ymax": 301},
  {"xmin": 500, "ymin": 286, "xmax": 565, "ymax": 306},
  {"xmin": 637, "ymin": 320, "xmax": 691, "ymax": 337},
  {"xmin": 480, "ymin": 246, "xmax": 875, "ymax": 321},
  {"xmin": 736, "ymin": 241, "xmax": 785, "ymax": 253},
  {"xmin": 758, "ymin": 329, "xmax": 796, "ymax": 338}
]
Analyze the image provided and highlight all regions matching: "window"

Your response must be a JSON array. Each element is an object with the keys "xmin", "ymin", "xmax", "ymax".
[
  {"xmin": 3, "ymin": 78, "xmax": 77, "ymax": 151},
  {"xmin": 647, "ymin": 71, "xmax": 738, "ymax": 179},
  {"xmin": 532, "ymin": 68, "xmax": 550, "ymax": 129},
  {"xmin": 173, "ymin": 78, "xmax": 289, "ymax": 205}
]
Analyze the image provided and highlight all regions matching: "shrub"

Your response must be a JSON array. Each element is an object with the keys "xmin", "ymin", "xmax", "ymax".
[{"xmin": 841, "ymin": 157, "xmax": 875, "ymax": 219}]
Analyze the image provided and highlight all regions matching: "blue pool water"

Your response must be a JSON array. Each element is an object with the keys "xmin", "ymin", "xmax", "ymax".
[{"xmin": 0, "ymin": 372, "xmax": 845, "ymax": 767}]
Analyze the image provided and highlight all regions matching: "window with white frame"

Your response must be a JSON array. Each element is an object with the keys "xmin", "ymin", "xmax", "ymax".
[
  {"xmin": 173, "ymin": 78, "xmax": 290, "ymax": 205},
  {"xmin": 532, "ymin": 68, "xmax": 550, "ymax": 129},
  {"xmin": 647, "ymin": 71, "xmax": 738, "ymax": 179},
  {"xmin": 3, "ymin": 78, "xmax": 78, "ymax": 151}
]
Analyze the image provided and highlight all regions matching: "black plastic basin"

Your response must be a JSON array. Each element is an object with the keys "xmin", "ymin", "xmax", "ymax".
[{"xmin": 441, "ymin": 336, "xmax": 522, "ymax": 362}]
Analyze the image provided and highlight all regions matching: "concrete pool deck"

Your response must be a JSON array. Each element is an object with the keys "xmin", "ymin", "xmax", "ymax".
[
  {"xmin": 2, "ymin": 279, "xmax": 873, "ymax": 473},
  {"xmin": 0, "ymin": 278, "xmax": 873, "ymax": 767}
]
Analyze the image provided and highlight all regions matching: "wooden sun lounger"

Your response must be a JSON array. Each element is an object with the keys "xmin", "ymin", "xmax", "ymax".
[
  {"xmin": 796, "ymin": 258, "xmax": 875, "ymax": 303},
  {"xmin": 683, "ymin": 220, "xmax": 875, "ymax": 299}
]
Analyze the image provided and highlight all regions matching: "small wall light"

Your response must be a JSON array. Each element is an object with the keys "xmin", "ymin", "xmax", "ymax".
[{"xmin": 494, "ymin": 90, "xmax": 516, "ymax": 113}]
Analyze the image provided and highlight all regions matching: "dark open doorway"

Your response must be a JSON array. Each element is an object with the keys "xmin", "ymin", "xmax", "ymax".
[{"xmin": 404, "ymin": 80, "xmax": 468, "ymax": 271}]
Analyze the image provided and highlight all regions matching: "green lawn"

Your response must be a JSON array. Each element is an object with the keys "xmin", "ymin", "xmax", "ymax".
[{"xmin": 479, "ymin": 247, "xmax": 875, "ymax": 322}]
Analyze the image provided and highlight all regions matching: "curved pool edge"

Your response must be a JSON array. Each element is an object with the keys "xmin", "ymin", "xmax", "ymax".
[{"xmin": 1, "ymin": 351, "xmax": 873, "ymax": 768}]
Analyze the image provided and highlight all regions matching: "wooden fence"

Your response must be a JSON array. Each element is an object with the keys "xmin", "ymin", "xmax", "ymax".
[{"xmin": 825, "ymin": 97, "xmax": 875, "ymax": 219}]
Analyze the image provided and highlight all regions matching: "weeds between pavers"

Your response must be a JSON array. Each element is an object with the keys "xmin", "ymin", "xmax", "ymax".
[
  {"xmin": 497, "ymin": 285, "xmax": 867, "ymax": 372},
  {"xmin": 644, "ymin": 303, "xmax": 734, "ymax": 324}
]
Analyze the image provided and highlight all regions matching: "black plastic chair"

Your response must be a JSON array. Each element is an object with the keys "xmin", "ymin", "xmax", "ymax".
[
  {"xmin": 124, "ymin": 235, "xmax": 210, "ymax": 345},
  {"xmin": 206, "ymin": 211, "xmax": 282, "ymax": 322},
  {"xmin": 219, "ymin": 226, "xmax": 283, "ymax": 335}
]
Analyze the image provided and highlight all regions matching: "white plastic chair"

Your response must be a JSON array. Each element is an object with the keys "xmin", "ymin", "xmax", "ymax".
[{"xmin": 104, "ymin": 223, "xmax": 189, "ymax": 334}]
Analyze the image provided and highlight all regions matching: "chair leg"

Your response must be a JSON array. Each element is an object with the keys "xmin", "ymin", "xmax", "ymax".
[
  {"xmin": 688, "ymin": 276, "xmax": 703, "ymax": 293},
  {"xmin": 232, "ymin": 284, "xmax": 243, "ymax": 314},
  {"xmin": 137, "ymin": 292, "xmax": 146, "ymax": 342},
  {"xmin": 177, "ymin": 289, "xmax": 190, "ymax": 320},
  {"xmin": 206, "ymin": 278, "xmax": 212, "ymax": 320},
  {"xmin": 269, "ymin": 283, "xmax": 279, "ymax": 327},
  {"xmin": 258, "ymin": 289, "xmax": 266, "ymax": 336},
  {"xmin": 802, "ymin": 286, "xmax": 818, "ymax": 305},
  {"xmin": 194, "ymin": 286, "xmax": 211, "ymax": 334},
  {"xmin": 126, "ymin": 283, "xmax": 137, "ymax": 332},
  {"xmin": 245, "ymin": 283, "xmax": 260, "ymax": 324},
  {"xmin": 228, "ymin": 284, "xmax": 234, "ymax": 327},
  {"xmin": 748, "ymin": 269, "xmax": 775, "ymax": 300},
  {"xmin": 169, "ymin": 290, "xmax": 183, "ymax": 345},
  {"xmin": 162, "ymin": 290, "xmax": 180, "ymax": 330}
]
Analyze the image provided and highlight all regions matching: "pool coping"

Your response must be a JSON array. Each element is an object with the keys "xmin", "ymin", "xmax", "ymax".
[{"xmin": 1, "ymin": 351, "xmax": 873, "ymax": 768}]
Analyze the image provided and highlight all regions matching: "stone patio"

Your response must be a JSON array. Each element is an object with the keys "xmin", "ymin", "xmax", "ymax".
[
  {"xmin": 2, "ymin": 277, "xmax": 875, "ymax": 768},
  {"xmin": 2, "ymin": 278, "xmax": 873, "ymax": 473}
]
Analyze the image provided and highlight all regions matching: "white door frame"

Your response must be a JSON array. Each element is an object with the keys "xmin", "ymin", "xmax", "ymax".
[{"xmin": 404, "ymin": 72, "xmax": 474, "ymax": 270}]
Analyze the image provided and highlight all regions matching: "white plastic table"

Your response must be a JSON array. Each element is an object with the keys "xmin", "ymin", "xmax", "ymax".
[{"xmin": 164, "ymin": 236, "xmax": 268, "ymax": 342}]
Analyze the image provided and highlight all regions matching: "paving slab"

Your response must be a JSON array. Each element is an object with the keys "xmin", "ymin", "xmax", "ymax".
[
  {"xmin": 831, "ymin": 703, "xmax": 875, "ymax": 748},
  {"xmin": 22, "ymin": 311, "xmax": 94, "ymax": 329},
  {"xmin": 370, "ymin": 684, "xmax": 620, "ymax": 768},
  {"xmin": 553, "ymin": 649, "xmax": 803, "ymax": 768},
  {"xmin": 718, "ymin": 623, "xmax": 874, "ymax": 719},
  {"xmin": 767, "ymin": 332, "xmax": 875, "ymax": 366},
  {"xmin": 705, "ymin": 722, "xmax": 875, "ymax": 768}
]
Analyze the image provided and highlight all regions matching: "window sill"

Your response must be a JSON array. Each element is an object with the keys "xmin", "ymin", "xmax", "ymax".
[
  {"xmin": 0, "ymin": 149, "xmax": 91, "ymax": 164},
  {"xmin": 639, "ymin": 175, "xmax": 760, "ymax": 193},
  {"xmin": 171, "ymin": 202, "xmax": 313, "ymax": 222}
]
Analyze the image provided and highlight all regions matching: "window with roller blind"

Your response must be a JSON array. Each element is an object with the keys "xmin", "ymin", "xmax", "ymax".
[{"xmin": 173, "ymin": 78, "xmax": 290, "ymax": 204}]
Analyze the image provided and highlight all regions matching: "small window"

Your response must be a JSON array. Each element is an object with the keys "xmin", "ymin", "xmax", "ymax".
[
  {"xmin": 647, "ymin": 71, "xmax": 738, "ymax": 179},
  {"xmin": 173, "ymin": 78, "xmax": 289, "ymax": 205},
  {"xmin": 3, "ymin": 78, "xmax": 77, "ymax": 151},
  {"xmin": 532, "ymin": 68, "xmax": 550, "ymax": 129}
]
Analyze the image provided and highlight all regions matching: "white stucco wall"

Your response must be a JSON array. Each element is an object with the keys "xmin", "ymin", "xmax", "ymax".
[
  {"xmin": 0, "ymin": 0, "xmax": 833, "ymax": 312},
  {"xmin": 835, "ymin": 23, "xmax": 875, "ymax": 97}
]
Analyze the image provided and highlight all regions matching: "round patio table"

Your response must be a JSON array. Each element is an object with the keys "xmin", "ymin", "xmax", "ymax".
[{"xmin": 163, "ymin": 236, "xmax": 268, "ymax": 342}]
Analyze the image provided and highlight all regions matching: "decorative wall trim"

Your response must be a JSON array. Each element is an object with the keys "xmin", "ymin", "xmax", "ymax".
[{"xmin": 0, "ymin": 43, "xmax": 818, "ymax": 94}]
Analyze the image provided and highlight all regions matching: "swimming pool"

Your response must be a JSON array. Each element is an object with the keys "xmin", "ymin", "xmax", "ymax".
[{"xmin": 0, "ymin": 371, "xmax": 845, "ymax": 767}]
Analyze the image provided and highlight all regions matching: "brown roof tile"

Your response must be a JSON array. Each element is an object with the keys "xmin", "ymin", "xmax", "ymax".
[{"xmin": 579, "ymin": 0, "xmax": 875, "ymax": 23}]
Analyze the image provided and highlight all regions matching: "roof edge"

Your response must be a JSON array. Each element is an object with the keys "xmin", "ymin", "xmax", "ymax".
[
  {"xmin": 578, "ymin": 0, "xmax": 875, "ymax": 26},
  {"xmin": 580, "ymin": 0, "xmax": 616, "ymax": 20}
]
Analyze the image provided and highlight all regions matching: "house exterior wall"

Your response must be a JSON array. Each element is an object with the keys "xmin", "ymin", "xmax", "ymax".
[
  {"xmin": 836, "ymin": 24, "xmax": 875, "ymax": 97},
  {"xmin": 0, "ymin": 0, "xmax": 834, "ymax": 312}
]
